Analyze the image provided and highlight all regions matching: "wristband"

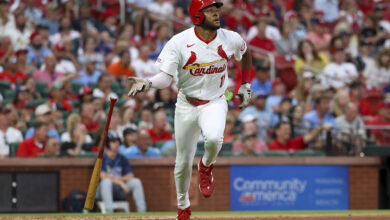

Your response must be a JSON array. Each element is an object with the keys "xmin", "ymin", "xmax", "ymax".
[{"xmin": 242, "ymin": 69, "xmax": 251, "ymax": 84}]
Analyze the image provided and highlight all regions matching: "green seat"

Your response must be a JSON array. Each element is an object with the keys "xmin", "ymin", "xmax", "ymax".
[
  {"xmin": 24, "ymin": 99, "xmax": 49, "ymax": 108},
  {"xmin": 70, "ymin": 100, "xmax": 80, "ymax": 109},
  {"xmin": 0, "ymin": 80, "xmax": 11, "ymax": 90},
  {"xmin": 9, "ymin": 142, "xmax": 20, "ymax": 157},
  {"xmin": 220, "ymin": 142, "xmax": 233, "ymax": 153},
  {"xmin": 76, "ymin": 152, "xmax": 98, "ymax": 158},
  {"xmin": 3, "ymin": 90, "xmax": 15, "ymax": 100},
  {"xmin": 155, "ymin": 141, "xmax": 167, "ymax": 149},
  {"xmin": 82, "ymin": 143, "xmax": 94, "ymax": 151},
  {"xmin": 71, "ymin": 81, "xmax": 84, "ymax": 94},
  {"xmin": 35, "ymin": 81, "xmax": 49, "ymax": 97},
  {"xmin": 89, "ymin": 82, "xmax": 97, "ymax": 90},
  {"xmin": 294, "ymin": 149, "xmax": 326, "ymax": 157},
  {"xmin": 363, "ymin": 145, "xmax": 390, "ymax": 156},
  {"xmin": 111, "ymin": 81, "xmax": 122, "ymax": 93},
  {"xmin": 2, "ymin": 99, "xmax": 13, "ymax": 105},
  {"xmin": 258, "ymin": 150, "xmax": 290, "ymax": 157},
  {"xmin": 220, "ymin": 151, "xmax": 235, "ymax": 157},
  {"xmin": 26, "ymin": 119, "xmax": 36, "ymax": 128}
]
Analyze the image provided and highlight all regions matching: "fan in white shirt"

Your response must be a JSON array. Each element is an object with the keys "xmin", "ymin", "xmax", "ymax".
[
  {"xmin": 132, "ymin": 45, "xmax": 159, "ymax": 79},
  {"xmin": 0, "ymin": 107, "xmax": 23, "ymax": 157},
  {"xmin": 321, "ymin": 47, "xmax": 358, "ymax": 89}
]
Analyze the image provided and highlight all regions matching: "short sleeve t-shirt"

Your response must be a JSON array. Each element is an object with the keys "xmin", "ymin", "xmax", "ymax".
[
  {"xmin": 268, "ymin": 137, "xmax": 306, "ymax": 151},
  {"xmin": 101, "ymin": 154, "xmax": 133, "ymax": 177}
]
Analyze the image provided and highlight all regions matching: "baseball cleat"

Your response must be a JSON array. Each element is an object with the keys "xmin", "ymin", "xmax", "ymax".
[
  {"xmin": 198, "ymin": 157, "xmax": 215, "ymax": 198},
  {"xmin": 177, "ymin": 207, "xmax": 191, "ymax": 220}
]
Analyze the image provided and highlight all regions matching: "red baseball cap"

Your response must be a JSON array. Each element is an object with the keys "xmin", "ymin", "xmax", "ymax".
[
  {"xmin": 272, "ymin": 78, "xmax": 284, "ymax": 88},
  {"xmin": 55, "ymin": 44, "xmax": 64, "ymax": 51},
  {"xmin": 15, "ymin": 49, "xmax": 27, "ymax": 56},
  {"xmin": 29, "ymin": 31, "xmax": 40, "ymax": 41},
  {"xmin": 79, "ymin": 86, "xmax": 93, "ymax": 96},
  {"xmin": 102, "ymin": 9, "xmax": 116, "ymax": 20}
]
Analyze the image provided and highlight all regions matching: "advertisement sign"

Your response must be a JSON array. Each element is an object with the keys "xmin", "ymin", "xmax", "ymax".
[{"xmin": 230, "ymin": 165, "xmax": 349, "ymax": 211}]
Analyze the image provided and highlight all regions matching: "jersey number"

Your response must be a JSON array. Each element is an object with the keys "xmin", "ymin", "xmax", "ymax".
[{"xmin": 220, "ymin": 74, "xmax": 225, "ymax": 88}]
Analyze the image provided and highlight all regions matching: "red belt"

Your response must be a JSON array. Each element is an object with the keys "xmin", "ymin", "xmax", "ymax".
[{"xmin": 186, "ymin": 96, "xmax": 210, "ymax": 106}]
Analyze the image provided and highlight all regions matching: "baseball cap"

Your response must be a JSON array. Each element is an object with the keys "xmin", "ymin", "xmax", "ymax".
[
  {"xmin": 360, "ymin": 39, "xmax": 373, "ymax": 46},
  {"xmin": 311, "ymin": 18, "xmax": 326, "ymax": 26},
  {"xmin": 302, "ymin": 71, "xmax": 314, "ymax": 79},
  {"xmin": 241, "ymin": 114, "xmax": 257, "ymax": 123},
  {"xmin": 15, "ymin": 49, "xmax": 27, "ymax": 56},
  {"xmin": 79, "ymin": 86, "xmax": 92, "ymax": 96},
  {"xmin": 123, "ymin": 127, "xmax": 137, "ymax": 136},
  {"xmin": 35, "ymin": 104, "xmax": 51, "ymax": 116},
  {"xmin": 272, "ymin": 78, "xmax": 284, "ymax": 88},
  {"xmin": 102, "ymin": 9, "xmax": 116, "ymax": 20},
  {"xmin": 30, "ymin": 31, "xmax": 40, "ymax": 41},
  {"xmin": 106, "ymin": 131, "xmax": 121, "ymax": 147}
]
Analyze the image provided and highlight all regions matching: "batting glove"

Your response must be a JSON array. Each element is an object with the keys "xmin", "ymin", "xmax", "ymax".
[
  {"xmin": 236, "ymin": 83, "xmax": 252, "ymax": 108},
  {"xmin": 127, "ymin": 77, "xmax": 152, "ymax": 96}
]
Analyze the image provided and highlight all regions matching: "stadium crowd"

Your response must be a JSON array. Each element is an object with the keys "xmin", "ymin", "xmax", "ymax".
[{"xmin": 0, "ymin": 0, "xmax": 390, "ymax": 159}]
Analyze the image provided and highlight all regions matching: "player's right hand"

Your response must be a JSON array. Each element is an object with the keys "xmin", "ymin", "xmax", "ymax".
[{"xmin": 127, "ymin": 77, "xmax": 151, "ymax": 96}]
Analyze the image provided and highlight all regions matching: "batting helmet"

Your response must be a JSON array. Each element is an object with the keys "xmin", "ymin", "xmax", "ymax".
[{"xmin": 189, "ymin": 0, "xmax": 223, "ymax": 25}]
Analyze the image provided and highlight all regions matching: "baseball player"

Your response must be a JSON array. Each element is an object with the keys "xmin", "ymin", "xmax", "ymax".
[{"xmin": 128, "ymin": 0, "xmax": 252, "ymax": 219}]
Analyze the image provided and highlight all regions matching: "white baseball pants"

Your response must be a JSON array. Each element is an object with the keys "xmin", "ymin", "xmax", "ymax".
[{"xmin": 174, "ymin": 91, "xmax": 227, "ymax": 209}]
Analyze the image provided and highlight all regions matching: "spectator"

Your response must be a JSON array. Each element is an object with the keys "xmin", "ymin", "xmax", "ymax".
[
  {"xmin": 75, "ymin": 56, "xmax": 101, "ymax": 86},
  {"xmin": 107, "ymin": 49, "xmax": 135, "ymax": 77},
  {"xmin": 321, "ymin": 46, "xmax": 358, "ymax": 90},
  {"xmin": 81, "ymin": 102, "xmax": 100, "ymax": 133},
  {"xmin": 78, "ymin": 86, "xmax": 93, "ymax": 104},
  {"xmin": 240, "ymin": 133, "xmax": 258, "ymax": 156},
  {"xmin": 52, "ymin": 38, "xmax": 79, "ymax": 75},
  {"xmin": 132, "ymin": 45, "xmax": 159, "ymax": 79},
  {"xmin": 44, "ymin": 137, "xmax": 60, "ymax": 158},
  {"xmin": 71, "ymin": 3, "xmax": 97, "ymax": 32},
  {"xmin": 60, "ymin": 123, "xmax": 89, "ymax": 157},
  {"xmin": 336, "ymin": 102, "xmax": 366, "ymax": 141},
  {"xmin": 147, "ymin": 0, "xmax": 174, "ymax": 22},
  {"xmin": 291, "ymin": 104, "xmax": 310, "ymax": 138},
  {"xmin": 149, "ymin": 22, "xmax": 170, "ymax": 60},
  {"xmin": 339, "ymin": 0, "xmax": 364, "ymax": 29},
  {"xmin": 348, "ymin": 81, "xmax": 372, "ymax": 120},
  {"xmin": 49, "ymin": 17, "xmax": 80, "ymax": 46},
  {"xmin": 0, "ymin": 54, "xmax": 28, "ymax": 86},
  {"xmin": 6, "ymin": 13, "xmax": 33, "ymax": 51},
  {"xmin": 0, "ymin": 106, "xmax": 23, "ymax": 157},
  {"xmin": 22, "ymin": 77, "xmax": 42, "ymax": 100},
  {"xmin": 240, "ymin": 91, "xmax": 271, "ymax": 141},
  {"xmin": 295, "ymin": 71, "xmax": 315, "ymax": 110},
  {"xmin": 39, "ymin": 2, "xmax": 60, "ymax": 35},
  {"xmin": 23, "ymin": 0, "xmax": 43, "ymax": 26},
  {"xmin": 92, "ymin": 97, "xmax": 107, "ymax": 122},
  {"xmin": 49, "ymin": 82, "xmax": 73, "ymax": 113},
  {"xmin": 304, "ymin": 96, "xmax": 336, "ymax": 130},
  {"xmin": 306, "ymin": 18, "xmax": 331, "ymax": 55},
  {"xmin": 223, "ymin": 114, "xmax": 236, "ymax": 143},
  {"xmin": 138, "ymin": 107, "xmax": 153, "ymax": 130},
  {"xmin": 249, "ymin": 18, "xmax": 276, "ymax": 62},
  {"xmin": 17, "ymin": 122, "xmax": 48, "ymax": 157},
  {"xmin": 119, "ymin": 130, "xmax": 161, "ymax": 159},
  {"xmin": 93, "ymin": 74, "xmax": 118, "ymax": 100},
  {"xmin": 0, "ymin": 36, "xmax": 13, "ymax": 65},
  {"xmin": 12, "ymin": 86, "xmax": 31, "ymax": 109},
  {"xmin": 15, "ymin": 49, "xmax": 34, "ymax": 75},
  {"xmin": 223, "ymin": 7, "xmax": 253, "ymax": 34},
  {"xmin": 331, "ymin": 89, "xmax": 350, "ymax": 117},
  {"xmin": 98, "ymin": 10, "xmax": 117, "ymax": 39},
  {"xmin": 77, "ymin": 37, "xmax": 104, "ymax": 71},
  {"xmin": 250, "ymin": 61, "xmax": 272, "ymax": 94},
  {"xmin": 265, "ymin": 79, "xmax": 286, "ymax": 112},
  {"xmin": 359, "ymin": 39, "xmax": 377, "ymax": 88},
  {"xmin": 118, "ymin": 107, "xmax": 138, "ymax": 140},
  {"xmin": 25, "ymin": 104, "xmax": 60, "ymax": 140},
  {"xmin": 32, "ymin": 54, "xmax": 65, "ymax": 89},
  {"xmin": 233, "ymin": 115, "xmax": 268, "ymax": 154},
  {"xmin": 275, "ymin": 22, "xmax": 298, "ymax": 55},
  {"xmin": 270, "ymin": 97, "xmax": 293, "ymax": 127},
  {"xmin": 269, "ymin": 121, "xmax": 332, "ymax": 152},
  {"xmin": 365, "ymin": 49, "xmax": 390, "ymax": 89},
  {"xmin": 367, "ymin": 101, "xmax": 390, "ymax": 145},
  {"xmin": 146, "ymin": 110, "xmax": 173, "ymax": 144},
  {"xmin": 26, "ymin": 31, "xmax": 51, "ymax": 67},
  {"xmin": 154, "ymin": 88, "xmax": 176, "ymax": 113},
  {"xmin": 294, "ymin": 40, "xmax": 329, "ymax": 76},
  {"xmin": 314, "ymin": 0, "xmax": 339, "ymax": 23},
  {"xmin": 97, "ymin": 131, "xmax": 146, "ymax": 213},
  {"xmin": 0, "ymin": 0, "xmax": 15, "ymax": 36},
  {"xmin": 121, "ymin": 128, "xmax": 138, "ymax": 148}
]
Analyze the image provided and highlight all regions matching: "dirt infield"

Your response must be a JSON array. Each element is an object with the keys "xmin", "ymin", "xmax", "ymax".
[{"xmin": 2, "ymin": 213, "xmax": 390, "ymax": 220}]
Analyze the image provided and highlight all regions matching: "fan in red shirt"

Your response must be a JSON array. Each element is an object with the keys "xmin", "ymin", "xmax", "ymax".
[
  {"xmin": 249, "ymin": 18, "xmax": 276, "ymax": 61},
  {"xmin": 81, "ymin": 102, "xmax": 100, "ymax": 133},
  {"xmin": 0, "ymin": 54, "xmax": 27, "ymax": 85},
  {"xmin": 17, "ymin": 122, "xmax": 48, "ymax": 157},
  {"xmin": 49, "ymin": 82, "xmax": 72, "ymax": 112},
  {"xmin": 268, "ymin": 121, "xmax": 332, "ymax": 153},
  {"xmin": 367, "ymin": 101, "xmax": 390, "ymax": 145},
  {"xmin": 146, "ymin": 109, "xmax": 173, "ymax": 144}
]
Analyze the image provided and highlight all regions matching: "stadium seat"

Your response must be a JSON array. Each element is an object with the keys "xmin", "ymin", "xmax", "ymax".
[
  {"xmin": 0, "ymin": 80, "xmax": 11, "ymax": 91},
  {"xmin": 97, "ymin": 201, "xmax": 129, "ymax": 213},
  {"xmin": 24, "ymin": 99, "xmax": 49, "ymax": 108},
  {"xmin": 71, "ymin": 81, "xmax": 84, "ymax": 94},
  {"xmin": 3, "ymin": 89, "xmax": 14, "ymax": 100},
  {"xmin": 155, "ymin": 141, "xmax": 167, "ymax": 149},
  {"xmin": 9, "ymin": 142, "xmax": 20, "ymax": 157},
  {"xmin": 35, "ymin": 81, "xmax": 49, "ymax": 97},
  {"xmin": 89, "ymin": 82, "xmax": 98, "ymax": 90},
  {"xmin": 82, "ymin": 143, "xmax": 94, "ymax": 151},
  {"xmin": 293, "ymin": 149, "xmax": 326, "ymax": 157},
  {"xmin": 258, "ymin": 150, "xmax": 290, "ymax": 157},
  {"xmin": 76, "ymin": 152, "xmax": 98, "ymax": 158}
]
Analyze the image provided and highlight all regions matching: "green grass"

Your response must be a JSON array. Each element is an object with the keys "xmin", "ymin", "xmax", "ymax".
[{"xmin": 1, "ymin": 210, "xmax": 390, "ymax": 216}]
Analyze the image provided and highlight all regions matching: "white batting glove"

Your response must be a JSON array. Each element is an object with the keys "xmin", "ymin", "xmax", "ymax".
[
  {"xmin": 236, "ymin": 83, "xmax": 252, "ymax": 108},
  {"xmin": 127, "ymin": 77, "xmax": 152, "ymax": 96}
]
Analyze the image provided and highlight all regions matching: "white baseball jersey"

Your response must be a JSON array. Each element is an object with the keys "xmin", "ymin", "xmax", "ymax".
[{"xmin": 155, "ymin": 27, "xmax": 247, "ymax": 100}]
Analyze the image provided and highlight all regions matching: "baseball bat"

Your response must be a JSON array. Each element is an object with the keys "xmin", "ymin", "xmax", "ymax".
[{"xmin": 84, "ymin": 97, "xmax": 117, "ymax": 210}]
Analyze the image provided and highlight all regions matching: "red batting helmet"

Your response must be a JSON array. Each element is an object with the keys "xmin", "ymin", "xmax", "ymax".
[{"xmin": 189, "ymin": 0, "xmax": 223, "ymax": 25}]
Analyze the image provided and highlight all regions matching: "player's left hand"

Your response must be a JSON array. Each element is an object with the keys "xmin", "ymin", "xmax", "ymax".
[
  {"xmin": 236, "ymin": 83, "xmax": 252, "ymax": 108},
  {"xmin": 127, "ymin": 77, "xmax": 151, "ymax": 96}
]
